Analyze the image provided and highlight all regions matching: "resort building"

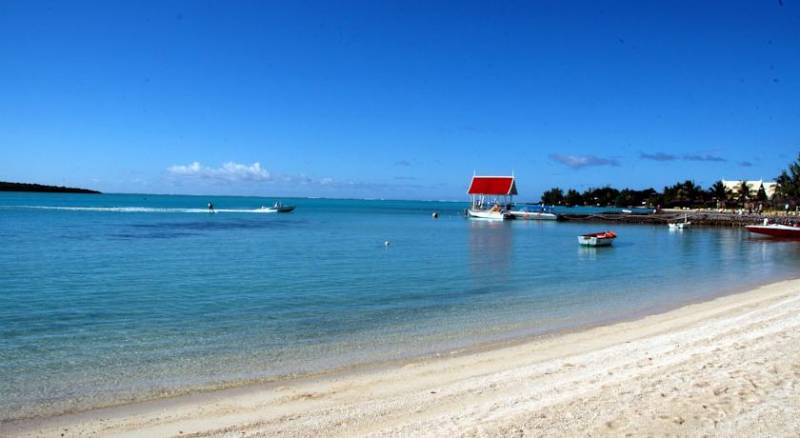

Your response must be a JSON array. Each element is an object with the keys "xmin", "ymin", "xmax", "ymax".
[{"xmin": 721, "ymin": 179, "xmax": 778, "ymax": 200}]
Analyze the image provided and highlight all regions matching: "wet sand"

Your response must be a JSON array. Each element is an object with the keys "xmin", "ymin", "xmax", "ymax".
[{"xmin": 6, "ymin": 278, "xmax": 800, "ymax": 437}]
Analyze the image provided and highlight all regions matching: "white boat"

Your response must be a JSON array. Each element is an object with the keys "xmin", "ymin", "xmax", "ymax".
[
  {"xmin": 508, "ymin": 210, "xmax": 557, "ymax": 220},
  {"xmin": 668, "ymin": 215, "xmax": 691, "ymax": 230},
  {"xmin": 466, "ymin": 175, "xmax": 518, "ymax": 221},
  {"xmin": 508, "ymin": 207, "xmax": 558, "ymax": 221},
  {"xmin": 467, "ymin": 207, "xmax": 511, "ymax": 220},
  {"xmin": 746, "ymin": 220, "xmax": 800, "ymax": 238},
  {"xmin": 667, "ymin": 222, "xmax": 690, "ymax": 230},
  {"xmin": 578, "ymin": 231, "xmax": 617, "ymax": 246}
]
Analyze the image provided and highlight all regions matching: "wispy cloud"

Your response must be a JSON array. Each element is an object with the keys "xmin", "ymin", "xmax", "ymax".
[
  {"xmin": 167, "ymin": 161, "xmax": 271, "ymax": 182},
  {"xmin": 682, "ymin": 154, "xmax": 726, "ymax": 162},
  {"xmin": 162, "ymin": 162, "xmax": 439, "ymax": 197},
  {"xmin": 549, "ymin": 154, "xmax": 619, "ymax": 169},
  {"xmin": 639, "ymin": 152, "xmax": 728, "ymax": 163},
  {"xmin": 640, "ymin": 152, "xmax": 677, "ymax": 161},
  {"xmin": 394, "ymin": 160, "xmax": 412, "ymax": 167},
  {"xmin": 276, "ymin": 174, "xmax": 313, "ymax": 184},
  {"xmin": 739, "ymin": 161, "xmax": 754, "ymax": 167}
]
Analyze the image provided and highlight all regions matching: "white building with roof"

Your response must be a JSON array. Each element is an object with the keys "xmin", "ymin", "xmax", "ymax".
[{"xmin": 721, "ymin": 179, "xmax": 778, "ymax": 200}]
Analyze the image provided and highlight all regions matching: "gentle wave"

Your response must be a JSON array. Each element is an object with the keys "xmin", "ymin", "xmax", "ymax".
[{"xmin": 3, "ymin": 206, "xmax": 278, "ymax": 214}]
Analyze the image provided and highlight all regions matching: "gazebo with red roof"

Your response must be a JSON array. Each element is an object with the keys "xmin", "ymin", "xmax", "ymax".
[{"xmin": 467, "ymin": 175, "xmax": 517, "ymax": 209}]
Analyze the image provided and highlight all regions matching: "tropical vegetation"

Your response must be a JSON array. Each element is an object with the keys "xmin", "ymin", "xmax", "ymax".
[{"xmin": 539, "ymin": 154, "xmax": 800, "ymax": 209}]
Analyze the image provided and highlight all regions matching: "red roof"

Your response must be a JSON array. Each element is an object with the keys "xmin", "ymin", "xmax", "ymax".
[{"xmin": 467, "ymin": 176, "xmax": 517, "ymax": 195}]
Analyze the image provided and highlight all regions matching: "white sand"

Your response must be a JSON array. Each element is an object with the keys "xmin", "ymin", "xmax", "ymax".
[{"xmin": 5, "ymin": 279, "xmax": 800, "ymax": 437}]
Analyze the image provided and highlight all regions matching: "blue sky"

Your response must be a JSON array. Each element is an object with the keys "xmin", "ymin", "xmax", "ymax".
[{"xmin": 1, "ymin": 1, "xmax": 798, "ymax": 200}]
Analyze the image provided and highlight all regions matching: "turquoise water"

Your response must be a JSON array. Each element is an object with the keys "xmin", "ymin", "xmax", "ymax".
[{"xmin": 2, "ymin": 192, "xmax": 799, "ymax": 421}]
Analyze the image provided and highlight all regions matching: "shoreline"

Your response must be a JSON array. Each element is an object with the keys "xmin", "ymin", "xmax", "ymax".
[
  {"xmin": 1, "ymin": 271, "xmax": 780, "ymax": 425},
  {"xmin": 6, "ymin": 277, "xmax": 800, "ymax": 437}
]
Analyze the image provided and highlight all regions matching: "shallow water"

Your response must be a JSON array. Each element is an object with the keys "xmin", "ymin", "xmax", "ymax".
[{"xmin": 1, "ymin": 193, "xmax": 798, "ymax": 421}]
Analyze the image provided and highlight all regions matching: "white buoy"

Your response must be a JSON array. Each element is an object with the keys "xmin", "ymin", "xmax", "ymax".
[
  {"xmin": 432, "ymin": 212, "xmax": 439, "ymax": 219},
  {"xmin": 384, "ymin": 240, "xmax": 391, "ymax": 246}
]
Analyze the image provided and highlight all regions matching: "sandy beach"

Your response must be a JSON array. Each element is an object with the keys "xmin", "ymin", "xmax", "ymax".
[{"xmin": 6, "ymin": 278, "xmax": 800, "ymax": 437}]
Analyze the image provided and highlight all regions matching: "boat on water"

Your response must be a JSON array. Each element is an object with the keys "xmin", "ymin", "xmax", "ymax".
[
  {"xmin": 746, "ymin": 220, "xmax": 800, "ymax": 238},
  {"xmin": 259, "ymin": 201, "xmax": 296, "ymax": 213},
  {"xmin": 668, "ymin": 222, "xmax": 690, "ymax": 230},
  {"xmin": 272, "ymin": 202, "xmax": 295, "ymax": 213},
  {"xmin": 466, "ymin": 174, "xmax": 517, "ymax": 221},
  {"xmin": 668, "ymin": 215, "xmax": 691, "ymax": 230},
  {"xmin": 578, "ymin": 231, "xmax": 617, "ymax": 246},
  {"xmin": 508, "ymin": 205, "xmax": 558, "ymax": 221},
  {"xmin": 467, "ymin": 205, "xmax": 512, "ymax": 220}
]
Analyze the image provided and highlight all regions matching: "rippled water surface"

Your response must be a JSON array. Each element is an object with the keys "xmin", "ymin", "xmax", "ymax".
[{"xmin": 2, "ymin": 192, "xmax": 798, "ymax": 420}]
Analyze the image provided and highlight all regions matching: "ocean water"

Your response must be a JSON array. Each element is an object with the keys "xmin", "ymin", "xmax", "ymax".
[{"xmin": 1, "ymin": 192, "xmax": 799, "ymax": 421}]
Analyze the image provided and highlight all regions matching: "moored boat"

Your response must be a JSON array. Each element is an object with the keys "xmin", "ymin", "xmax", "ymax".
[
  {"xmin": 667, "ymin": 214, "xmax": 691, "ymax": 230},
  {"xmin": 466, "ymin": 174, "xmax": 517, "ymax": 221},
  {"xmin": 578, "ymin": 231, "xmax": 617, "ymax": 246},
  {"xmin": 508, "ymin": 206, "xmax": 558, "ymax": 221},
  {"xmin": 466, "ymin": 207, "xmax": 512, "ymax": 220},
  {"xmin": 667, "ymin": 222, "xmax": 690, "ymax": 230},
  {"xmin": 745, "ymin": 221, "xmax": 800, "ymax": 238}
]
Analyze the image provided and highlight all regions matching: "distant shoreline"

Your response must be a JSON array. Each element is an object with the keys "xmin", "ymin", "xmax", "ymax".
[{"xmin": 0, "ymin": 181, "xmax": 100, "ymax": 194}]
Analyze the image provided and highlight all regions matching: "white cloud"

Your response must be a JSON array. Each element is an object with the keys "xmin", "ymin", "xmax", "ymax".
[
  {"xmin": 549, "ymin": 154, "xmax": 620, "ymax": 169},
  {"xmin": 167, "ymin": 161, "xmax": 271, "ymax": 182}
]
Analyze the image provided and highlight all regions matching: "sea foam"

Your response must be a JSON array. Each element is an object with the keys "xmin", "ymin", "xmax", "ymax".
[{"xmin": 5, "ymin": 205, "xmax": 277, "ymax": 214}]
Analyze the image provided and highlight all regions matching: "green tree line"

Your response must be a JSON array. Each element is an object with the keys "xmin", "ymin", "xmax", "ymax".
[{"xmin": 539, "ymin": 154, "xmax": 800, "ymax": 209}]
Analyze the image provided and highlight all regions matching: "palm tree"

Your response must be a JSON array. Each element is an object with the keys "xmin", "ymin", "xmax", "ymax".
[
  {"xmin": 738, "ymin": 180, "xmax": 751, "ymax": 205},
  {"xmin": 565, "ymin": 189, "xmax": 583, "ymax": 206},
  {"xmin": 776, "ymin": 171, "xmax": 790, "ymax": 198},
  {"xmin": 709, "ymin": 180, "xmax": 730, "ymax": 208},
  {"xmin": 541, "ymin": 187, "xmax": 564, "ymax": 205},
  {"xmin": 789, "ymin": 154, "xmax": 800, "ymax": 184},
  {"xmin": 664, "ymin": 180, "xmax": 702, "ymax": 207},
  {"xmin": 682, "ymin": 180, "xmax": 702, "ymax": 205},
  {"xmin": 756, "ymin": 185, "xmax": 768, "ymax": 203},
  {"xmin": 775, "ymin": 154, "xmax": 800, "ymax": 206}
]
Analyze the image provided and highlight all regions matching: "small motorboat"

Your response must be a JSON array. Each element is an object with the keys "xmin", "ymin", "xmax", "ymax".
[
  {"xmin": 259, "ymin": 201, "xmax": 296, "ymax": 213},
  {"xmin": 273, "ymin": 204, "xmax": 295, "ymax": 213},
  {"xmin": 466, "ymin": 174, "xmax": 517, "ymax": 221},
  {"xmin": 746, "ymin": 220, "xmax": 800, "ymax": 238},
  {"xmin": 508, "ymin": 206, "xmax": 558, "ymax": 221},
  {"xmin": 667, "ymin": 215, "xmax": 691, "ymax": 230},
  {"xmin": 467, "ymin": 202, "xmax": 512, "ymax": 220},
  {"xmin": 509, "ymin": 210, "xmax": 557, "ymax": 220},
  {"xmin": 578, "ymin": 231, "xmax": 617, "ymax": 246},
  {"xmin": 466, "ymin": 207, "xmax": 512, "ymax": 220},
  {"xmin": 668, "ymin": 222, "xmax": 690, "ymax": 230}
]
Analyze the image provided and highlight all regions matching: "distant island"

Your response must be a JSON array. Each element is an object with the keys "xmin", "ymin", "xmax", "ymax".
[{"xmin": 0, "ymin": 181, "xmax": 101, "ymax": 194}]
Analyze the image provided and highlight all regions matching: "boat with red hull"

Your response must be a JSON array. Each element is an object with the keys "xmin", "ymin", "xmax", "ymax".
[
  {"xmin": 745, "ymin": 223, "xmax": 800, "ymax": 238},
  {"xmin": 578, "ymin": 231, "xmax": 617, "ymax": 246}
]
